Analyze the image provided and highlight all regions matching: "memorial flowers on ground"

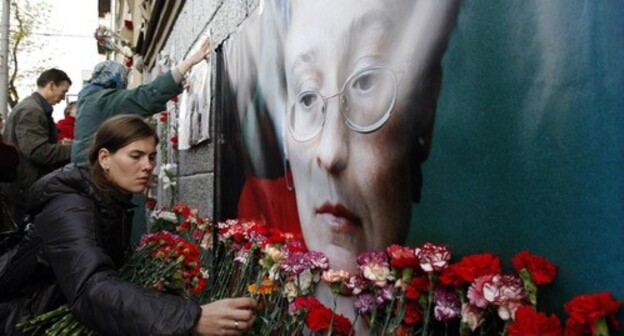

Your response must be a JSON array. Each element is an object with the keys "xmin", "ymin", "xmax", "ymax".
[
  {"xmin": 18, "ymin": 204, "xmax": 622, "ymax": 335},
  {"xmin": 195, "ymin": 217, "xmax": 621, "ymax": 336}
]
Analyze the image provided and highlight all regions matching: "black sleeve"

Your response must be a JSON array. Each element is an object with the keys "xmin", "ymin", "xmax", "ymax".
[{"xmin": 34, "ymin": 193, "xmax": 201, "ymax": 336}]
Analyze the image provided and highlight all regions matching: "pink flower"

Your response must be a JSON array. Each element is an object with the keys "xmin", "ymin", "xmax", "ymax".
[
  {"xmin": 346, "ymin": 275, "xmax": 367, "ymax": 295},
  {"xmin": 376, "ymin": 284, "xmax": 395, "ymax": 306},
  {"xmin": 468, "ymin": 274, "xmax": 528, "ymax": 320},
  {"xmin": 496, "ymin": 276, "xmax": 528, "ymax": 320},
  {"xmin": 321, "ymin": 269, "xmax": 350, "ymax": 285},
  {"xmin": 434, "ymin": 286, "xmax": 461, "ymax": 321},
  {"xmin": 362, "ymin": 262, "xmax": 392, "ymax": 287},
  {"xmin": 357, "ymin": 251, "xmax": 392, "ymax": 286},
  {"xmin": 461, "ymin": 303, "xmax": 485, "ymax": 331},
  {"xmin": 280, "ymin": 252, "xmax": 308, "ymax": 275},
  {"xmin": 306, "ymin": 251, "xmax": 329, "ymax": 271},
  {"xmin": 468, "ymin": 274, "xmax": 494, "ymax": 308},
  {"xmin": 357, "ymin": 251, "xmax": 389, "ymax": 266},
  {"xmin": 416, "ymin": 242, "xmax": 451, "ymax": 273},
  {"xmin": 354, "ymin": 293, "xmax": 375, "ymax": 315}
]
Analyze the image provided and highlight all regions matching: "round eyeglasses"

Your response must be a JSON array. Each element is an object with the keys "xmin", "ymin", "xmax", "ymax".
[{"xmin": 287, "ymin": 65, "xmax": 398, "ymax": 142}]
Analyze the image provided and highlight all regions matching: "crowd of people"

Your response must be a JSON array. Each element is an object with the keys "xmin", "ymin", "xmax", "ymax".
[{"xmin": 0, "ymin": 37, "xmax": 258, "ymax": 335}]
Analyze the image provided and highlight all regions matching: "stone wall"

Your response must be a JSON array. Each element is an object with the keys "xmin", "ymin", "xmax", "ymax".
[{"xmin": 149, "ymin": 0, "xmax": 259, "ymax": 216}]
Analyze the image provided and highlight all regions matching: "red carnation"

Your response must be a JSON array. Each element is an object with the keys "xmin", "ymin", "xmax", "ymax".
[
  {"xmin": 439, "ymin": 253, "xmax": 501, "ymax": 287},
  {"xmin": 387, "ymin": 244, "xmax": 419, "ymax": 270},
  {"xmin": 405, "ymin": 275, "xmax": 430, "ymax": 300},
  {"xmin": 402, "ymin": 301, "xmax": 423, "ymax": 325},
  {"xmin": 159, "ymin": 111, "xmax": 168, "ymax": 122},
  {"xmin": 170, "ymin": 95, "xmax": 179, "ymax": 103},
  {"xmin": 394, "ymin": 325, "xmax": 413, "ymax": 336},
  {"xmin": 564, "ymin": 292, "xmax": 621, "ymax": 336},
  {"xmin": 285, "ymin": 239, "xmax": 308, "ymax": 253},
  {"xmin": 512, "ymin": 250, "xmax": 557, "ymax": 285},
  {"xmin": 294, "ymin": 295, "xmax": 321, "ymax": 310},
  {"xmin": 507, "ymin": 306, "xmax": 562, "ymax": 336},
  {"xmin": 145, "ymin": 197, "xmax": 157, "ymax": 209},
  {"xmin": 172, "ymin": 203, "xmax": 191, "ymax": 219},
  {"xmin": 306, "ymin": 304, "xmax": 352, "ymax": 335},
  {"xmin": 191, "ymin": 277, "xmax": 206, "ymax": 294}
]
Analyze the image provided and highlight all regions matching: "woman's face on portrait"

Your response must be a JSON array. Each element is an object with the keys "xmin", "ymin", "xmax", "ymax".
[
  {"xmin": 284, "ymin": 0, "xmax": 418, "ymax": 273},
  {"xmin": 100, "ymin": 137, "xmax": 157, "ymax": 194}
]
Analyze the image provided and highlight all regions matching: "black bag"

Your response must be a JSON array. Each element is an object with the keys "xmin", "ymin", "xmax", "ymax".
[{"xmin": 0, "ymin": 225, "xmax": 42, "ymax": 301}]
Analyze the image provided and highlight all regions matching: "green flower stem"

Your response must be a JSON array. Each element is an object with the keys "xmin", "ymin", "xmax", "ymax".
[
  {"xmin": 326, "ymin": 286, "xmax": 339, "ymax": 336},
  {"xmin": 518, "ymin": 268, "xmax": 538, "ymax": 308},
  {"xmin": 347, "ymin": 314, "xmax": 359, "ymax": 336},
  {"xmin": 391, "ymin": 289, "xmax": 407, "ymax": 333},
  {"xmin": 594, "ymin": 317, "xmax": 610, "ymax": 336},
  {"xmin": 369, "ymin": 287, "xmax": 379, "ymax": 332},
  {"xmin": 422, "ymin": 273, "xmax": 437, "ymax": 336},
  {"xmin": 381, "ymin": 286, "xmax": 401, "ymax": 335}
]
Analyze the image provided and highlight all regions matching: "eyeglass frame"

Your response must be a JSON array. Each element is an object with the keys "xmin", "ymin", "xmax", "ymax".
[{"xmin": 287, "ymin": 64, "xmax": 399, "ymax": 142}]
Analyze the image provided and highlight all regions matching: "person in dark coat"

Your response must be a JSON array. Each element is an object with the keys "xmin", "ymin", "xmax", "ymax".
[
  {"xmin": 71, "ymin": 38, "xmax": 211, "ymax": 243},
  {"xmin": 0, "ymin": 69, "xmax": 73, "ymax": 228},
  {"xmin": 0, "ymin": 115, "xmax": 256, "ymax": 335},
  {"xmin": 0, "ymin": 118, "xmax": 20, "ymax": 233}
]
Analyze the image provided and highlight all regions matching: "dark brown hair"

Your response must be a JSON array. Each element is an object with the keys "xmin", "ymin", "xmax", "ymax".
[
  {"xmin": 89, "ymin": 114, "xmax": 159, "ymax": 190},
  {"xmin": 36, "ymin": 68, "xmax": 72, "ymax": 87}
]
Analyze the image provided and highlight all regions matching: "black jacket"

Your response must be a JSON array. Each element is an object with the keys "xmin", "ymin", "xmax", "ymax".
[
  {"xmin": 0, "ymin": 164, "xmax": 200, "ymax": 335},
  {"xmin": 0, "ymin": 92, "xmax": 71, "ymax": 225}
]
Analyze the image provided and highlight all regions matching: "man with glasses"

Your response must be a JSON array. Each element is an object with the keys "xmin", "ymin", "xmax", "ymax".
[{"xmin": 282, "ymin": 0, "xmax": 460, "ymax": 332}]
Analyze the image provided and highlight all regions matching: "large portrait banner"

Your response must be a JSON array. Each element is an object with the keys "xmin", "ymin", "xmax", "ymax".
[{"xmin": 215, "ymin": 0, "xmax": 624, "ymax": 332}]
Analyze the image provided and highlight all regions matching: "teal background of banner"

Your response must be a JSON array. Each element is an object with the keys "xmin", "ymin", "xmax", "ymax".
[{"xmin": 411, "ymin": 1, "xmax": 624, "ymax": 323}]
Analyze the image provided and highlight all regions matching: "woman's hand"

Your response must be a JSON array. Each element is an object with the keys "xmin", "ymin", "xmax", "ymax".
[
  {"xmin": 177, "ymin": 38, "xmax": 211, "ymax": 76},
  {"xmin": 193, "ymin": 297, "xmax": 257, "ymax": 336}
]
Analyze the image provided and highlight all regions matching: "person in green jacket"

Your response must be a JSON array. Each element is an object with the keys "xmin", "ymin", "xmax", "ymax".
[
  {"xmin": 1, "ymin": 68, "xmax": 72, "ymax": 229},
  {"xmin": 72, "ymin": 38, "xmax": 211, "ymax": 164}
]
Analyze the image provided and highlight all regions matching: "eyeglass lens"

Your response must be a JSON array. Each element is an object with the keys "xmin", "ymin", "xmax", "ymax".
[{"xmin": 289, "ymin": 66, "xmax": 397, "ymax": 141}]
